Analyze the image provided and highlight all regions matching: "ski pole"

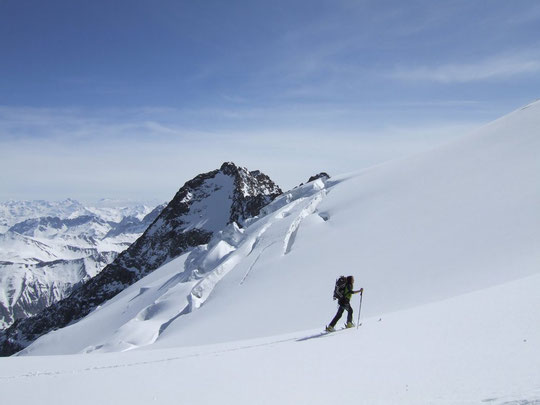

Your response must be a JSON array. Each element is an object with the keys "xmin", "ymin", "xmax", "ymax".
[{"xmin": 356, "ymin": 290, "xmax": 363, "ymax": 329}]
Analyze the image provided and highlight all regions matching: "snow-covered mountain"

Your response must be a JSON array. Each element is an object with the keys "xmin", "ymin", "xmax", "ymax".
[
  {"xmin": 5, "ymin": 204, "xmax": 164, "ymax": 254},
  {"xmin": 0, "ymin": 201, "xmax": 164, "ymax": 329},
  {"xmin": 0, "ymin": 252, "xmax": 118, "ymax": 332},
  {"xmin": 0, "ymin": 198, "xmax": 155, "ymax": 232},
  {"xmin": 0, "ymin": 198, "xmax": 85, "ymax": 233},
  {"xmin": 0, "ymin": 162, "xmax": 281, "ymax": 352},
  {"xmin": 0, "ymin": 103, "xmax": 539, "ymax": 404}
]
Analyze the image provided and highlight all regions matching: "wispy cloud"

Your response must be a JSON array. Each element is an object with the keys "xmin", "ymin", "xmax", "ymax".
[
  {"xmin": 0, "ymin": 104, "xmax": 484, "ymax": 201},
  {"xmin": 0, "ymin": 106, "xmax": 193, "ymax": 142},
  {"xmin": 390, "ymin": 53, "xmax": 540, "ymax": 83}
]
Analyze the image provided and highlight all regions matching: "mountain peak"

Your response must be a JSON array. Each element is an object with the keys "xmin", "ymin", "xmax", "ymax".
[
  {"xmin": 0, "ymin": 164, "xmax": 282, "ymax": 356},
  {"xmin": 219, "ymin": 161, "xmax": 239, "ymax": 173}
]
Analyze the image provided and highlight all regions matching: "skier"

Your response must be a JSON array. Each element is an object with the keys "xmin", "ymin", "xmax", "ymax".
[{"xmin": 326, "ymin": 276, "xmax": 363, "ymax": 332}]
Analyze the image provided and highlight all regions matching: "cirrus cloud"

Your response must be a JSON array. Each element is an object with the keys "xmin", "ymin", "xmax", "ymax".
[{"xmin": 390, "ymin": 53, "xmax": 540, "ymax": 83}]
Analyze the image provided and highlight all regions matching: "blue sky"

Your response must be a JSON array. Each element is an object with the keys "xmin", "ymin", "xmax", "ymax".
[{"xmin": 1, "ymin": 0, "xmax": 539, "ymax": 202}]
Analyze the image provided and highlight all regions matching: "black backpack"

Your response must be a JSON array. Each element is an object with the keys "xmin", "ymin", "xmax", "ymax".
[{"xmin": 333, "ymin": 276, "xmax": 348, "ymax": 300}]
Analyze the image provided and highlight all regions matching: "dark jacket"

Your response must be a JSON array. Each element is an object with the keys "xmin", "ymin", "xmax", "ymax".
[{"xmin": 341, "ymin": 282, "xmax": 354, "ymax": 302}]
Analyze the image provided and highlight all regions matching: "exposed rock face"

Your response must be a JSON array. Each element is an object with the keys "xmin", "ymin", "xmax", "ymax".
[
  {"xmin": 307, "ymin": 172, "xmax": 330, "ymax": 183},
  {"xmin": 0, "ymin": 162, "xmax": 281, "ymax": 356}
]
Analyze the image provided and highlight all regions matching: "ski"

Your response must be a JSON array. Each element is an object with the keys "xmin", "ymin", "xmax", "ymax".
[{"xmin": 296, "ymin": 325, "xmax": 357, "ymax": 342}]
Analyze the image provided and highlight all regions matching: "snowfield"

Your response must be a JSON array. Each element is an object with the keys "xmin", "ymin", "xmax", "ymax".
[
  {"xmin": 1, "ymin": 101, "xmax": 539, "ymax": 404},
  {"xmin": 1, "ymin": 275, "xmax": 538, "ymax": 404}
]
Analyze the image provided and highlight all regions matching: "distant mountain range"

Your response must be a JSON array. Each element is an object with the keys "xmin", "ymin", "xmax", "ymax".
[{"xmin": 0, "ymin": 199, "xmax": 165, "ymax": 329}]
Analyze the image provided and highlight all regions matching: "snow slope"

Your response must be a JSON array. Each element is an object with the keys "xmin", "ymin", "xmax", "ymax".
[
  {"xmin": 0, "ymin": 163, "xmax": 282, "ymax": 350},
  {"xmin": 1, "ymin": 101, "xmax": 539, "ymax": 403},
  {"xmin": 1, "ymin": 273, "xmax": 538, "ymax": 404},
  {"xmin": 20, "ymin": 101, "xmax": 540, "ymax": 355}
]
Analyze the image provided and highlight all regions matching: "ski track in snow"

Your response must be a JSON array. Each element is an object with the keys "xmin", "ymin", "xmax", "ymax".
[
  {"xmin": 0, "ymin": 334, "xmax": 305, "ymax": 380},
  {"xmin": 3, "ymin": 315, "xmax": 359, "ymax": 381},
  {"xmin": 2, "ymin": 318, "xmax": 539, "ymax": 405}
]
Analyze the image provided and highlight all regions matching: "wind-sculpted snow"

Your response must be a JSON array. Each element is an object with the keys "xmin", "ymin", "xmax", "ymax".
[
  {"xmin": 14, "ymin": 179, "xmax": 326, "ymax": 354},
  {"xmin": 0, "ymin": 162, "xmax": 281, "ymax": 355}
]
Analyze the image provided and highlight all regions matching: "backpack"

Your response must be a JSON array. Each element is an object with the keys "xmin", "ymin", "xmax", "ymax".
[{"xmin": 333, "ymin": 276, "xmax": 348, "ymax": 300}]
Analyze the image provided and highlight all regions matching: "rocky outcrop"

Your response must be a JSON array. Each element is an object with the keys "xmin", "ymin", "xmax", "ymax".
[{"xmin": 307, "ymin": 172, "xmax": 330, "ymax": 183}]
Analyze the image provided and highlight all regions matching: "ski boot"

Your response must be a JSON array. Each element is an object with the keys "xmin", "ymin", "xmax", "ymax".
[
  {"xmin": 345, "ymin": 322, "xmax": 355, "ymax": 328},
  {"xmin": 325, "ymin": 325, "xmax": 335, "ymax": 332}
]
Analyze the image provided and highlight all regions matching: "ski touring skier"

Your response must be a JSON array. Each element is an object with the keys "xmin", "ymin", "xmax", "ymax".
[{"xmin": 326, "ymin": 275, "xmax": 363, "ymax": 332}]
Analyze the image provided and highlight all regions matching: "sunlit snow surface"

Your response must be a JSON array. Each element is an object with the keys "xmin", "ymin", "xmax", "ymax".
[{"xmin": 1, "ymin": 101, "xmax": 540, "ymax": 404}]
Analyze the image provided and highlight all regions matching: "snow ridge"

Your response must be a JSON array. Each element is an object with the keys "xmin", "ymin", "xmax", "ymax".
[{"xmin": 15, "ymin": 178, "xmax": 327, "ymax": 354}]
